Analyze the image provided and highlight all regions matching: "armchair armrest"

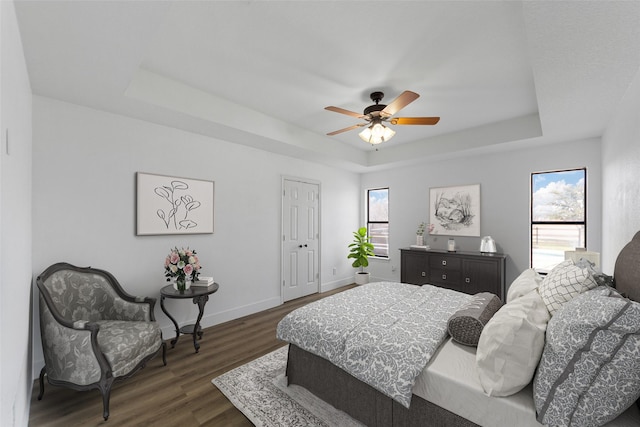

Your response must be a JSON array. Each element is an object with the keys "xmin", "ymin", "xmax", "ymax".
[
  {"xmin": 39, "ymin": 297, "xmax": 106, "ymax": 386},
  {"xmin": 111, "ymin": 296, "xmax": 157, "ymax": 321}
]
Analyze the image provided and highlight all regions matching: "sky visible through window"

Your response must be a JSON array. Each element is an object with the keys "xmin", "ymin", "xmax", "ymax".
[
  {"xmin": 368, "ymin": 188, "xmax": 389, "ymax": 257},
  {"xmin": 532, "ymin": 170, "xmax": 585, "ymax": 221},
  {"xmin": 531, "ymin": 169, "xmax": 586, "ymax": 270},
  {"xmin": 532, "ymin": 169, "xmax": 584, "ymax": 192},
  {"xmin": 369, "ymin": 189, "xmax": 389, "ymax": 222}
]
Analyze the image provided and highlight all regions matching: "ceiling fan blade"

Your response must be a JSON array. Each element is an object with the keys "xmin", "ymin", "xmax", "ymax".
[
  {"xmin": 380, "ymin": 91, "xmax": 419, "ymax": 117},
  {"xmin": 325, "ymin": 106, "xmax": 365, "ymax": 119},
  {"xmin": 390, "ymin": 117, "xmax": 440, "ymax": 125},
  {"xmin": 327, "ymin": 123, "xmax": 367, "ymax": 136}
]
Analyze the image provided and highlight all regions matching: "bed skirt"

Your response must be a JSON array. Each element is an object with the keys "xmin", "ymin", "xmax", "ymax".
[{"xmin": 285, "ymin": 344, "xmax": 479, "ymax": 427}]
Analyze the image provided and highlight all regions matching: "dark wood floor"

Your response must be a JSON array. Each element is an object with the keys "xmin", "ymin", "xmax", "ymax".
[{"xmin": 29, "ymin": 285, "xmax": 355, "ymax": 427}]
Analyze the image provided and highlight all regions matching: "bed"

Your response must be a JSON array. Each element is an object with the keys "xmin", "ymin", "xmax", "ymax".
[{"xmin": 276, "ymin": 231, "xmax": 640, "ymax": 427}]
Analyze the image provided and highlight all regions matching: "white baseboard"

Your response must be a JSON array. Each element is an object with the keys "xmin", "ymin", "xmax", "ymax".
[
  {"xmin": 160, "ymin": 296, "xmax": 281, "ymax": 338},
  {"xmin": 320, "ymin": 277, "xmax": 354, "ymax": 292}
]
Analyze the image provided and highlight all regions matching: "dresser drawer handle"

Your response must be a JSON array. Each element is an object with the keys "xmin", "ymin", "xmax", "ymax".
[
  {"xmin": 465, "ymin": 278, "xmax": 470, "ymax": 283},
  {"xmin": 421, "ymin": 272, "xmax": 426, "ymax": 277},
  {"xmin": 442, "ymin": 260, "xmax": 447, "ymax": 266},
  {"xmin": 442, "ymin": 274, "xmax": 447, "ymax": 280}
]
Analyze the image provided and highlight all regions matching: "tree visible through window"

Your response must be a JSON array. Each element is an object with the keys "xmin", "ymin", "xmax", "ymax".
[
  {"xmin": 531, "ymin": 168, "xmax": 586, "ymax": 271},
  {"xmin": 367, "ymin": 188, "xmax": 389, "ymax": 258}
]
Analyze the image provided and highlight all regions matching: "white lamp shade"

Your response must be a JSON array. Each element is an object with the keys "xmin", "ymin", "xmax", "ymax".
[
  {"xmin": 359, "ymin": 123, "xmax": 395, "ymax": 145},
  {"xmin": 565, "ymin": 249, "xmax": 600, "ymax": 270}
]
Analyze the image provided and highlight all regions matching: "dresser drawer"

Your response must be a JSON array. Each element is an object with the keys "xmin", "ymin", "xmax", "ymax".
[
  {"xmin": 429, "ymin": 255, "xmax": 461, "ymax": 270},
  {"xmin": 429, "ymin": 269, "xmax": 461, "ymax": 286}
]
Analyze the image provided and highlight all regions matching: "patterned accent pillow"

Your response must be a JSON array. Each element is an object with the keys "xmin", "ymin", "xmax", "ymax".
[
  {"xmin": 534, "ymin": 287, "xmax": 640, "ymax": 426},
  {"xmin": 538, "ymin": 259, "xmax": 598, "ymax": 315},
  {"xmin": 447, "ymin": 292, "xmax": 502, "ymax": 346}
]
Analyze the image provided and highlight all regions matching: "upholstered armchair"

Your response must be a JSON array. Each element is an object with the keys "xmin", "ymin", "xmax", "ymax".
[{"xmin": 36, "ymin": 262, "xmax": 166, "ymax": 420}]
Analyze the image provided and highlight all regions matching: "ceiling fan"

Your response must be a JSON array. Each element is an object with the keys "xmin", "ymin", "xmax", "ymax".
[{"xmin": 325, "ymin": 91, "xmax": 440, "ymax": 145}]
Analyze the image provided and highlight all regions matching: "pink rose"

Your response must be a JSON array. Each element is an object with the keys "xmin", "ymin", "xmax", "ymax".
[
  {"xmin": 170, "ymin": 252, "xmax": 180, "ymax": 264},
  {"xmin": 183, "ymin": 264, "xmax": 193, "ymax": 276}
]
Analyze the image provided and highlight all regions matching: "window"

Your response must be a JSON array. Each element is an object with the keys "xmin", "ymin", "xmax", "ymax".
[
  {"xmin": 367, "ymin": 188, "xmax": 389, "ymax": 258},
  {"xmin": 531, "ymin": 168, "xmax": 586, "ymax": 271}
]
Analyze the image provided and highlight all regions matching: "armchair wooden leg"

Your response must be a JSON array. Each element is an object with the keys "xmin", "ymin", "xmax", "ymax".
[
  {"xmin": 99, "ymin": 377, "xmax": 114, "ymax": 421},
  {"xmin": 161, "ymin": 342, "xmax": 167, "ymax": 366},
  {"xmin": 102, "ymin": 393, "xmax": 110, "ymax": 421},
  {"xmin": 37, "ymin": 367, "xmax": 46, "ymax": 400}
]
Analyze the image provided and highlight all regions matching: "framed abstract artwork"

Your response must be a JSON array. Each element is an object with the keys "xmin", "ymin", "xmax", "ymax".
[
  {"xmin": 429, "ymin": 184, "xmax": 480, "ymax": 237},
  {"xmin": 136, "ymin": 172, "xmax": 214, "ymax": 235}
]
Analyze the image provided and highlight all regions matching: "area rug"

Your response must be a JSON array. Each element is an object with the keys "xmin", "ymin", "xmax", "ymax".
[{"xmin": 212, "ymin": 345, "xmax": 363, "ymax": 427}]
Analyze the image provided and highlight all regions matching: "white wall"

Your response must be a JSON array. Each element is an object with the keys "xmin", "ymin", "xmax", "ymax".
[
  {"xmin": 1, "ymin": 1, "xmax": 33, "ymax": 426},
  {"xmin": 362, "ymin": 138, "xmax": 602, "ymax": 287},
  {"xmin": 31, "ymin": 96, "xmax": 360, "ymax": 377},
  {"xmin": 602, "ymin": 66, "xmax": 640, "ymax": 272}
]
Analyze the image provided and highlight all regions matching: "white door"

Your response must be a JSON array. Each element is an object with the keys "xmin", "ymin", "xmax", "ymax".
[{"xmin": 282, "ymin": 178, "xmax": 320, "ymax": 301}]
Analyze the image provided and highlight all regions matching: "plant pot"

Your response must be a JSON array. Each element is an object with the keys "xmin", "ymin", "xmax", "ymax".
[{"xmin": 355, "ymin": 272, "xmax": 370, "ymax": 285}]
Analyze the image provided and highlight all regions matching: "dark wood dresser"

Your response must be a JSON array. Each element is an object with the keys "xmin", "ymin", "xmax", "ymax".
[{"xmin": 400, "ymin": 248, "xmax": 507, "ymax": 301}]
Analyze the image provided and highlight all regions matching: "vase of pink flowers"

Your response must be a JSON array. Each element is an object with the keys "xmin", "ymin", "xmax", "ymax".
[{"xmin": 164, "ymin": 247, "xmax": 202, "ymax": 293}]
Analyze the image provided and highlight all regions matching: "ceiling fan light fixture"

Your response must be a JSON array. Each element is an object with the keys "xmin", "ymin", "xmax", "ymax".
[
  {"xmin": 326, "ymin": 90, "xmax": 438, "ymax": 143},
  {"xmin": 359, "ymin": 122, "xmax": 395, "ymax": 145}
]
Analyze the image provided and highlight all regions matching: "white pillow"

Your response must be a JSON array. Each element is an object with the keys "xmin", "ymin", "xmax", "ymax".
[
  {"xmin": 506, "ymin": 268, "xmax": 543, "ymax": 303},
  {"xmin": 538, "ymin": 259, "xmax": 598, "ymax": 315},
  {"xmin": 476, "ymin": 289, "xmax": 551, "ymax": 397}
]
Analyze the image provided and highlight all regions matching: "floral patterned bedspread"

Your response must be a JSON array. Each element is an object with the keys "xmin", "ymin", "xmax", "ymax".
[{"xmin": 276, "ymin": 281, "xmax": 472, "ymax": 407}]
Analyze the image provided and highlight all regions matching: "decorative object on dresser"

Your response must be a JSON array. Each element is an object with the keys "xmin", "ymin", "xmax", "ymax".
[
  {"xmin": 430, "ymin": 184, "xmax": 480, "ymax": 237},
  {"xmin": 400, "ymin": 247, "xmax": 507, "ymax": 301},
  {"xmin": 479, "ymin": 236, "xmax": 497, "ymax": 253},
  {"xmin": 348, "ymin": 227, "xmax": 375, "ymax": 285},
  {"xmin": 412, "ymin": 222, "xmax": 434, "ymax": 249},
  {"xmin": 36, "ymin": 262, "xmax": 167, "ymax": 421}
]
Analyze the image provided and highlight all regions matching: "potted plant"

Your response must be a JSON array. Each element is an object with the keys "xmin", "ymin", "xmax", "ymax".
[{"xmin": 348, "ymin": 227, "xmax": 375, "ymax": 285}]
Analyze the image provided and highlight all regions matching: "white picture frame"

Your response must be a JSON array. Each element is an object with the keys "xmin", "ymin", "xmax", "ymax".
[
  {"xmin": 429, "ymin": 184, "xmax": 480, "ymax": 237},
  {"xmin": 136, "ymin": 172, "xmax": 214, "ymax": 235}
]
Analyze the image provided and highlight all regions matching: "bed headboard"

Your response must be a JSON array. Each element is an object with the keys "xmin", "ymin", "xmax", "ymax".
[{"xmin": 613, "ymin": 231, "xmax": 640, "ymax": 302}]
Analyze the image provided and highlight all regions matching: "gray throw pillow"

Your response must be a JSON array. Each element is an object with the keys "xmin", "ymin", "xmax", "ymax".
[{"xmin": 447, "ymin": 292, "xmax": 502, "ymax": 346}]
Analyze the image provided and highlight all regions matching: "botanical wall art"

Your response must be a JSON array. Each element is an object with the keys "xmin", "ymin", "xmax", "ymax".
[
  {"xmin": 136, "ymin": 172, "xmax": 214, "ymax": 235},
  {"xmin": 429, "ymin": 184, "xmax": 480, "ymax": 237}
]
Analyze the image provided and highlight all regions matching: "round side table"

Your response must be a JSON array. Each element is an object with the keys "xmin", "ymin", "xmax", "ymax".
[{"xmin": 160, "ymin": 283, "xmax": 219, "ymax": 353}]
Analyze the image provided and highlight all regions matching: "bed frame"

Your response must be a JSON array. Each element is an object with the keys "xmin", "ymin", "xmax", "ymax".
[{"xmin": 285, "ymin": 231, "xmax": 640, "ymax": 427}]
